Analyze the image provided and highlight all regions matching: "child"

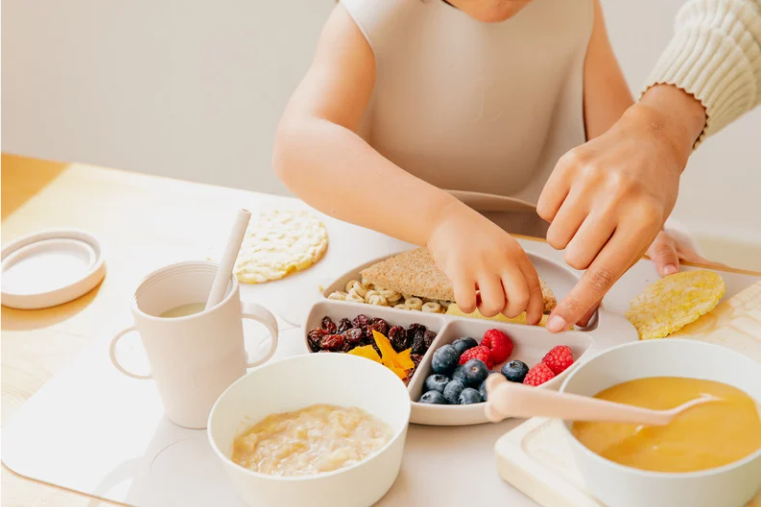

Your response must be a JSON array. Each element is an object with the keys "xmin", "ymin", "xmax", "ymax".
[{"xmin": 274, "ymin": 0, "xmax": 633, "ymax": 325}]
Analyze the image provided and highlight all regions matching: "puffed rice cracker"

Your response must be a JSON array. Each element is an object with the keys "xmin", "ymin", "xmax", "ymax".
[
  {"xmin": 625, "ymin": 270, "xmax": 725, "ymax": 340},
  {"xmin": 235, "ymin": 210, "xmax": 328, "ymax": 284}
]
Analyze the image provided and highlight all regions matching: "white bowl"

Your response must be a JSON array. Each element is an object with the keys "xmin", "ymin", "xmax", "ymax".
[
  {"xmin": 560, "ymin": 339, "xmax": 761, "ymax": 507},
  {"xmin": 207, "ymin": 353, "xmax": 411, "ymax": 507}
]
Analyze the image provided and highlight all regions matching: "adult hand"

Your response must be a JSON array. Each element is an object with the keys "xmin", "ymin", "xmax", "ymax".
[
  {"xmin": 646, "ymin": 230, "xmax": 725, "ymax": 276},
  {"xmin": 537, "ymin": 85, "xmax": 706, "ymax": 332},
  {"xmin": 426, "ymin": 203, "xmax": 545, "ymax": 324}
]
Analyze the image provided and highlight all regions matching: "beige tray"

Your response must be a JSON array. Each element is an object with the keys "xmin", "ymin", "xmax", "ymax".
[
  {"xmin": 495, "ymin": 281, "xmax": 761, "ymax": 507},
  {"xmin": 305, "ymin": 251, "xmax": 639, "ymax": 426}
]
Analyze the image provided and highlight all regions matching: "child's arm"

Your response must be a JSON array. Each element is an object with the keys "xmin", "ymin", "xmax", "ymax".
[
  {"xmin": 274, "ymin": 5, "xmax": 544, "ymax": 322},
  {"xmin": 274, "ymin": 6, "xmax": 452, "ymax": 250},
  {"xmin": 582, "ymin": 0, "xmax": 634, "ymax": 138}
]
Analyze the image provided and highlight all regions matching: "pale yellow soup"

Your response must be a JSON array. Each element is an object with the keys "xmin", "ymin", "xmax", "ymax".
[
  {"xmin": 572, "ymin": 377, "xmax": 761, "ymax": 473},
  {"xmin": 232, "ymin": 404, "xmax": 392, "ymax": 476}
]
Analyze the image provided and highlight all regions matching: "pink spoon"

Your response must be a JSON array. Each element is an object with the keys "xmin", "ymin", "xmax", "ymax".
[{"xmin": 484, "ymin": 374, "xmax": 718, "ymax": 426}]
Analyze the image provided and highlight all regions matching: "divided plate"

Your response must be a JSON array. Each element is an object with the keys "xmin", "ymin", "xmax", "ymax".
[{"xmin": 303, "ymin": 252, "xmax": 639, "ymax": 426}]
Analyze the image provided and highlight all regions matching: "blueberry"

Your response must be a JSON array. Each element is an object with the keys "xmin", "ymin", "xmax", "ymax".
[
  {"xmin": 479, "ymin": 379, "xmax": 488, "ymax": 401},
  {"xmin": 460, "ymin": 359, "xmax": 489, "ymax": 387},
  {"xmin": 420, "ymin": 390, "xmax": 447, "ymax": 404},
  {"xmin": 452, "ymin": 337, "xmax": 478, "ymax": 356},
  {"xmin": 431, "ymin": 345, "xmax": 459, "ymax": 375},
  {"xmin": 443, "ymin": 379, "xmax": 465, "ymax": 404},
  {"xmin": 501, "ymin": 360, "xmax": 530, "ymax": 383},
  {"xmin": 452, "ymin": 365, "xmax": 467, "ymax": 385},
  {"xmin": 424, "ymin": 374, "xmax": 450, "ymax": 394},
  {"xmin": 458, "ymin": 387, "xmax": 483, "ymax": 405}
]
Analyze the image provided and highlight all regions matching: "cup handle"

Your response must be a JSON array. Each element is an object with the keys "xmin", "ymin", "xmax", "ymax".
[
  {"xmin": 109, "ymin": 326, "xmax": 152, "ymax": 380},
  {"xmin": 241, "ymin": 301, "xmax": 279, "ymax": 368}
]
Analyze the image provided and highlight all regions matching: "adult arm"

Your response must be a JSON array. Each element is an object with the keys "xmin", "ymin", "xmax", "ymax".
[{"xmin": 539, "ymin": 0, "xmax": 761, "ymax": 332}]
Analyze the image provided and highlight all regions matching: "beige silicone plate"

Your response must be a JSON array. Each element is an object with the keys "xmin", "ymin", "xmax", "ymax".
[{"xmin": 303, "ymin": 252, "xmax": 639, "ymax": 426}]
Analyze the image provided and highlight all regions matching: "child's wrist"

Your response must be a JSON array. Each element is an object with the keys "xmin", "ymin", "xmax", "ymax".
[{"xmin": 424, "ymin": 199, "xmax": 473, "ymax": 249}]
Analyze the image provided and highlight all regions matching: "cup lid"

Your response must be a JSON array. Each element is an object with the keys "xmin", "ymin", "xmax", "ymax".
[{"xmin": 1, "ymin": 229, "xmax": 106, "ymax": 309}]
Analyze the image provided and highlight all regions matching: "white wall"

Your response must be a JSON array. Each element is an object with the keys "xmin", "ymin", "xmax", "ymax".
[
  {"xmin": 3, "ymin": 0, "xmax": 760, "ymax": 265},
  {"xmin": 2, "ymin": 0, "xmax": 333, "ymax": 195}
]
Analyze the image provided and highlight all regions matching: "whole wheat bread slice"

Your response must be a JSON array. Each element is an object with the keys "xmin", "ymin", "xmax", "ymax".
[{"xmin": 361, "ymin": 248, "xmax": 557, "ymax": 312}]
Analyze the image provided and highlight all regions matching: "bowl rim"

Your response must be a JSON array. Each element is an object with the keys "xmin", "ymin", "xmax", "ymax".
[
  {"xmin": 559, "ymin": 338, "xmax": 761, "ymax": 478},
  {"xmin": 206, "ymin": 353, "xmax": 411, "ymax": 482}
]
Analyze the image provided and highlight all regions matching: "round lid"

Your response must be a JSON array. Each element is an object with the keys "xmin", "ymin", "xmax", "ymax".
[{"xmin": 1, "ymin": 229, "xmax": 106, "ymax": 310}]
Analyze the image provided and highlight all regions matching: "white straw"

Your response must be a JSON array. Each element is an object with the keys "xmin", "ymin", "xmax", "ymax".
[{"xmin": 205, "ymin": 208, "xmax": 251, "ymax": 310}]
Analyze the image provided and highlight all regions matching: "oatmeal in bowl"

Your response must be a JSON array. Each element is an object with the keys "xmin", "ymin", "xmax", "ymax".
[
  {"xmin": 232, "ymin": 404, "xmax": 393, "ymax": 477},
  {"xmin": 208, "ymin": 353, "xmax": 410, "ymax": 507}
]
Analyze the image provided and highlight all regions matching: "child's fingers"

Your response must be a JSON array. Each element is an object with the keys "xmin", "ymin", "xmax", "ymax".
[
  {"xmin": 453, "ymin": 274, "xmax": 477, "ymax": 314},
  {"xmin": 476, "ymin": 275, "xmax": 506, "ymax": 318},
  {"xmin": 500, "ymin": 267, "xmax": 530, "ymax": 319},
  {"xmin": 519, "ymin": 262, "xmax": 545, "ymax": 325}
]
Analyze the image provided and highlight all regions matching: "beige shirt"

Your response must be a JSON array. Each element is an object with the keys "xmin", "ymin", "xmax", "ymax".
[{"xmin": 341, "ymin": 0, "xmax": 593, "ymax": 236}]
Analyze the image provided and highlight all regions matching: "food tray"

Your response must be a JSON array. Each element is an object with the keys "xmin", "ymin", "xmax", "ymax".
[{"xmin": 304, "ymin": 252, "xmax": 640, "ymax": 426}]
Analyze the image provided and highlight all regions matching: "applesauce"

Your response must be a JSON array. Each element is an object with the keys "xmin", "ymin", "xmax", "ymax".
[
  {"xmin": 231, "ymin": 404, "xmax": 392, "ymax": 476},
  {"xmin": 572, "ymin": 377, "xmax": 761, "ymax": 473}
]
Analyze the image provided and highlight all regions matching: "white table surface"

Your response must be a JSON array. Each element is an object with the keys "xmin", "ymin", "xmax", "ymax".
[{"xmin": 2, "ymin": 237, "xmax": 758, "ymax": 507}]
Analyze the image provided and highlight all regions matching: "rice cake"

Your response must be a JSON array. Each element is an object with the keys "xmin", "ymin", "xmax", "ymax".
[
  {"xmin": 625, "ymin": 270, "xmax": 725, "ymax": 340},
  {"xmin": 235, "ymin": 210, "xmax": 328, "ymax": 284}
]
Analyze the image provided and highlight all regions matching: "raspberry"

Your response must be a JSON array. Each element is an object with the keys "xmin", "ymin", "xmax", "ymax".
[
  {"xmin": 480, "ymin": 329, "xmax": 514, "ymax": 364},
  {"xmin": 542, "ymin": 345, "xmax": 574, "ymax": 375},
  {"xmin": 523, "ymin": 363, "xmax": 556, "ymax": 386},
  {"xmin": 459, "ymin": 345, "xmax": 494, "ymax": 369}
]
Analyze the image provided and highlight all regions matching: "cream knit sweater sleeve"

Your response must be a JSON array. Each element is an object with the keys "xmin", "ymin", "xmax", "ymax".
[{"xmin": 644, "ymin": 0, "xmax": 761, "ymax": 144}]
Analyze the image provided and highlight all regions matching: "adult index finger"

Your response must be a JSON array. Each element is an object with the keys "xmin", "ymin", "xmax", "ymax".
[{"xmin": 546, "ymin": 231, "xmax": 641, "ymax": 332}]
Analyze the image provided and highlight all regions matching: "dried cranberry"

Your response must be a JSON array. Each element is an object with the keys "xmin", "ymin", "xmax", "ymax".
[
  {"xmin": 371, "ymin": 318, "xmax": 389, "ymax": 337},
  {"xmin": 410, "ymin": 354, "xmax": 424, "ymax": 367},
  {"xmin": 345, "ymin": 328, "xmax": 363, "ymax": 346},
  {"xmin": 423, "ymin": 330, "xmax": 437, "ymax": 350},
  {"xmin": 388, "ymin": 326, "xmax": 409, "ymax": 352},
  {"xmin": 352, "ymin": 314, "xmax": 370, "ymax": 328},
  {"xmin": 321, "ymin": 334, "xmax": 345, "ymax": 351},
  {"xmin": 411, "ymin": 331, "xmax": 427, "ymax": 355},
  {"xmin": 307, "ymin": 329, "xmax": 327, "ymax": 352},
  {"xmin": 321, "ymin": 316, "xmax": 337, "ymax": 334},
  {"xmin": 342, "ymin": 340, "xmax": 355, "ymax": 353},
  {"xmin": 362, "ymin": 325, "xmax": 375, "ymax": 341},
  {"xmin": 407, "ymin": 323, "xmax": 426, "ymax": 335},
  {"xmin": 371, "ymin": 343, "xmax": 382, "ymax": 357},
  {"xmin": 337, "ymin": 318, "xmax": 352, "ymax": 334}
]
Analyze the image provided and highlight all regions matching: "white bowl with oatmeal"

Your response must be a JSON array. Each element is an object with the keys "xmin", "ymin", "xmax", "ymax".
[{"xmin": 208, "ymin": 353, "xmax": 411, "ymax": 507}]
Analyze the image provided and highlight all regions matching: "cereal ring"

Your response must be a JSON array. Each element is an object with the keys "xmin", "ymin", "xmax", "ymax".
[
  {"xmin": 394, "ymin": 304, "xmax": 407, "ymax": 310},
  {"xmin": 345, "ymin": 293, "xmax": 364, "ymax": 303},
  {"xmin": 405, "ymin": 297, "xmax": 423, "ymax": 310},
  {"xmin": 328, "ymin": 291, "xmax": 347, "ymax": 301},
  {"xmin": 422, "ymin": 302, "xmax": 441, "ymax": 313},
  {"xmin": 345, "ymin": 279, "xmax": 359, "ymax": 293},
  {"xmin": 368, "ymin": 294, "xmax": 388, "ymax": 306},
  {"xmin": 352, "ymin": 281, "xmax": 369, "ymax": 298},
  {"xmin": 380, "ymin": 289, "xmax": 402, "ymax": 304}
]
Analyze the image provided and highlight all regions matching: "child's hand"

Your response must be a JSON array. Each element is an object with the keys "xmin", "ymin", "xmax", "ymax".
[{"xmin": 426, "ymin": 204, "xmax": 545, "ymax": 324}]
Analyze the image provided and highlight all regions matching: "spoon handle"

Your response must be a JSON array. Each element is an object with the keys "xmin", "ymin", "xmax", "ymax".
[{"xmin": 484, "ymin": 375, "xmax": 670, "ymax": 426}]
